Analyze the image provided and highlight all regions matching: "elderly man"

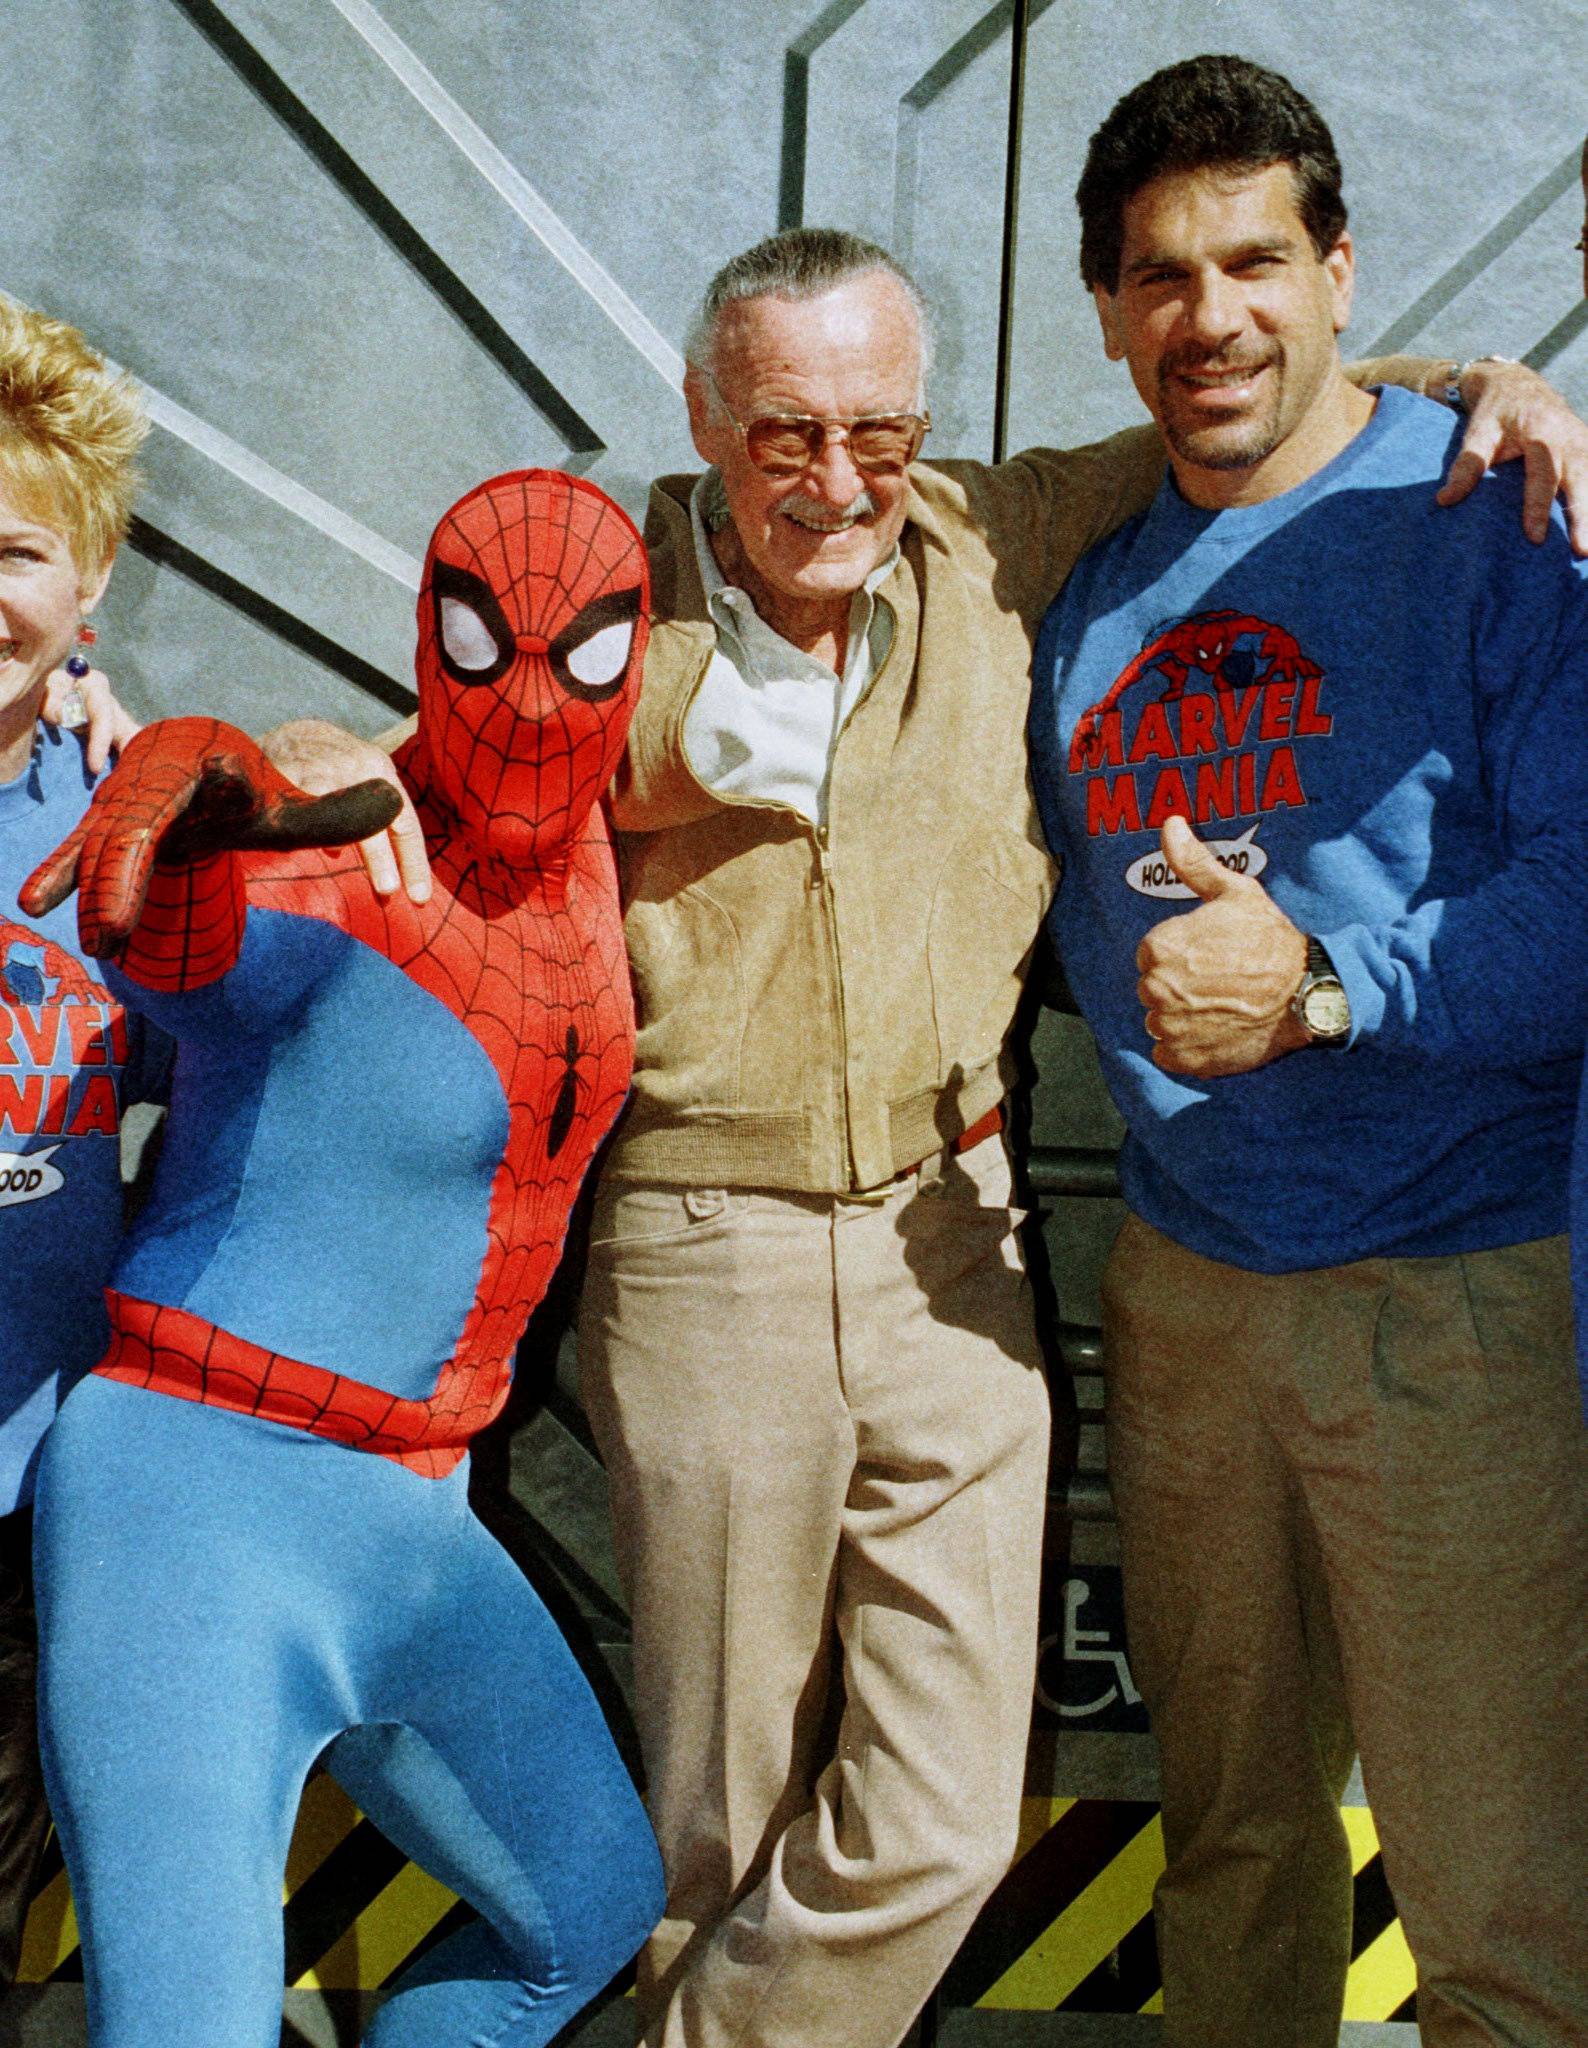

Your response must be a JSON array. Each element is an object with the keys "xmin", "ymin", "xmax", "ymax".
[
  {"xmin": 264, "ymin": 229, "xmax": 1588, "ymax": 2046},
  {"xmin": 1030, "ymin": 56, "xmax": 1588, "ymax": 2047},
  {"xmin": 575, "ymin": 234, "xmax": 1159, "ymax": 2048}
]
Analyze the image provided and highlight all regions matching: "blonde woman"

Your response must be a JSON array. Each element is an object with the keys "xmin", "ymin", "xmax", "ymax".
[{"xmin": 0, "ymin": 299, "xmax": 166, "ymax": 1985}]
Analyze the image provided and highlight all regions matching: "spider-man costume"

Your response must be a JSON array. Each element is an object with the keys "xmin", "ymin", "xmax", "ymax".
[{"xmin": 20, "ymin": 471, "xmax": 664, "ymax": 2048}]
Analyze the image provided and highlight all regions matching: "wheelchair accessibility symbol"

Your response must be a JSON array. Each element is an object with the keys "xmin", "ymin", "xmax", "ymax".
[{"xmin": 1035, "ymin": 1574, "xmax": 1144, "ymax": 1724}]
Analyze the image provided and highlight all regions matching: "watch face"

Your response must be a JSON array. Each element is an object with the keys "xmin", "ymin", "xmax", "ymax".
[{"xmin": 1301, "ymin": 978, "xmax": 1351, "ymax": 1040}]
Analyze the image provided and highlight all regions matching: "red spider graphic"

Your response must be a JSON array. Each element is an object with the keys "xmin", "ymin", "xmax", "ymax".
[
  {"xmin": 24, "ymin": 471, "xmax": 648, "ymax": 1478},
  {"xmin": 1068, "ymin": 609, "xmax": 1323, "ymax": 772},
  {"xmin": 0, "ymin": 919, "xmax": 107, "ymax": 1010}
]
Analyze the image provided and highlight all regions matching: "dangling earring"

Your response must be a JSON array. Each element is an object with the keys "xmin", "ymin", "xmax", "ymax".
[
  {"xmin": 58, "ymin": 624, "xmax": 96, "ymax": 729},
  {"xmin": 65, "ymin": 622, "xmax": 97, "ymax": 680}
]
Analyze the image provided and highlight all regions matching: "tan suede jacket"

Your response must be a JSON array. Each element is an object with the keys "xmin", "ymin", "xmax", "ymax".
[
  {"xmin": 605, "ymin": 357, "xmax": 1432, "ymax": 1194},
  {"xmin": 605, "ymin": 428, "xmax": 1173, "ymax": 1192},
  {"xmin": 376, "ymin": 366, "xmax": 1434, "ymax": 1194}
]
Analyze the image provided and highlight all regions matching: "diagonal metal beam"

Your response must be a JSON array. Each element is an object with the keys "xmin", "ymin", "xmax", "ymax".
[
  {"xmin": 140, "ymin": 380, "xmax": 421, "ymax": 592},
  {"xmin": 202, "ymin": 0, "xmax": 692, "ymax": 479},
  {"xmin": 125, "ymin": 385, "xmax": 421, "ymax": 694},
  {"xmin": 325, "ymin": 0, "xmax": 683, "ymax": 393},
  {"xmin": 168, "ymin": 0, "xmax": 600, "ymax": 458},
  {"xmin": 1526, "ymin": 296, "xmax": 1588, "ymax": 376},
  {"xmin": 1365, "ymin": 147, "xmax": 1584, "ymax": 357},
  {"xmin": 2, "ymin": 287, "xmax": 420, "ymax": 694}
]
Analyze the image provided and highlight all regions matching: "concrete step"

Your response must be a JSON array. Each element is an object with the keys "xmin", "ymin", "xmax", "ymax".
[{"xmin": 0, "ymin": 1988, "xmax": 1425, "ymax": 2047}]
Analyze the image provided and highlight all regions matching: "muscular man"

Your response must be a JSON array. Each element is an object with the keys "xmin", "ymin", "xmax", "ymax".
[{"xmin": 1029, "ymin": 56, "xmax": 1588, "ymax": 2047}]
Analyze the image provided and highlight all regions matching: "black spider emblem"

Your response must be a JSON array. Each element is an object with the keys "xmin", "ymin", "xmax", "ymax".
[{"xmin": 546, "ymin": 1024, "xmax": 582, "ymax": 1160}]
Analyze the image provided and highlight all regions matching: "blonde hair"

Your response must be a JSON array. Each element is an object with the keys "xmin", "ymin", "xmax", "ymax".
[{"xmin": 0, "ymin": 299, "xmax": 148, "ymax": 583}]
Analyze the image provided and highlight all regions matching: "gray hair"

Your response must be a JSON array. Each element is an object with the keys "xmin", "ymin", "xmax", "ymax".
[{"xmin": 684, "ymin": 227, "xmax": 935, "ymax": 394}]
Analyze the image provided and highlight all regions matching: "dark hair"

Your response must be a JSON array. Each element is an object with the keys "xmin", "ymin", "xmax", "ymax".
[{"xmin": 1076, "ymin": 55, "xmax": 1347, "ymax": 292}]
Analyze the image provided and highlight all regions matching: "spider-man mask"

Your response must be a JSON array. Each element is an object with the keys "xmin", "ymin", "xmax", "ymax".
[{"xmin": 415, "ymin": 470, "xmax": 649, "ymax": 865}]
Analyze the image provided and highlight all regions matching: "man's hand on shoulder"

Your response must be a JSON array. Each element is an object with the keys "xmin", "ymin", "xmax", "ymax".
[
  {"xmin": 257, "ymin": 718, "xmax": 431, "ymax": 904},
  {"xmin": 1432, "ymin": 359, "xmax": 1588, "ymax": 554},
  {"xmin": 1135, "ymin": 817, "xmax": 1309, "ymax": 1076}
]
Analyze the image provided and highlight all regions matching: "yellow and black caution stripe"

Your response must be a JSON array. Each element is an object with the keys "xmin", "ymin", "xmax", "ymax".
[
  {"xmin": 945, "ymin": 1797, "xmax": 1417, "ymax": 2021},
  {"xmin": 20, "ymin": 1781, "xmax": 1414, "ymax": 2016}
]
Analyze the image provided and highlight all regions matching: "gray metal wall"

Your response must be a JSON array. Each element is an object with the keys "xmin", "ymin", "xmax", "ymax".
[
  {"xmin": 1007, "ymin": 0, "xmax": 1588, "ymax": 452},
  {"xmin": 10, "ymin": 1, "xmax": 1584, "ymax": 740}
]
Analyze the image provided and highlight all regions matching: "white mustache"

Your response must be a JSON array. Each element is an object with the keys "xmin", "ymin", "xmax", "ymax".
[{"xmin": 779, "ymin": 489, "xmax": 878, "ymax": 530}]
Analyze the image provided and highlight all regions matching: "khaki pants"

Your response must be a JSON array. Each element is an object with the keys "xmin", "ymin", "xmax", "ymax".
[
  {"xmin": 578, "ymin": 1132, "xmax": 1051, "ymax": 2048},
  {"xmin": 1102, "ymin": 1215, "xmax": 1588, "ymax": 2048}
]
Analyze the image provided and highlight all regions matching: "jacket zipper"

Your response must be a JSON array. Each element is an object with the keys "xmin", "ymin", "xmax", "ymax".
[
  {"xmin": 663, "ymin": 618, "xmax": 902, "ymax": 1188},
  {"xmin": 810, "ymin": 822, "xmax": 854, "ymax": 1183},
  {"xmin": 660, "ymin": 654, "xmax": 850, "ymax": 1176}
]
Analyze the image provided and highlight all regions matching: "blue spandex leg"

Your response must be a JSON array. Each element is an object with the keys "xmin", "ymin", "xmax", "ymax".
[
  {"xmin": 328, "ymin": 1509, "xmax": 662, "ymax": 2047},
  {"xmin": 35, "ymin": 1380, "xmax": 344, "ymax": 2048},
  {"xmin": 34, "ymin": 1376, "xmax": 660, "ymax": 2048}
]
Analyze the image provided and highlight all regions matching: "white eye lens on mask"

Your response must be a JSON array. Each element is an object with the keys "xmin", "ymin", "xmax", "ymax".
[
  {"xmin": 563, "ymin": 621, "xmax": 633, "ymax": 688},
  {"xmin": 440, "ymin": 597, "xmax": 499, "ymax": 672}
]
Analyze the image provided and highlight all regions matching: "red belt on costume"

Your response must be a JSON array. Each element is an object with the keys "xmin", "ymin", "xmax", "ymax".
[{"xmin": 94, "ymin": 1290, "xmax": 512, "ymax": 1480}]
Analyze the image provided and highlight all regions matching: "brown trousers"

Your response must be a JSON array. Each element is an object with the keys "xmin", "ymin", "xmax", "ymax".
[
  {"xmin": 578, "ymin": 1133, "xmax": 1051, "ymax": 2048},
  {"xmin": 1102, "ymin": 1216, "xmax": 1588, "ymax": 2048}
]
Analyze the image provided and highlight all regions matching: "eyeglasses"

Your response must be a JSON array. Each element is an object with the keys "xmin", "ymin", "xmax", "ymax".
[{"xmin": 709, "ymin": 375, "xmax": 929, "ymax": 477}]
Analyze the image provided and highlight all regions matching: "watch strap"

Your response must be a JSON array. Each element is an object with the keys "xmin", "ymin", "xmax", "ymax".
[
  {"xmin": 1441, "ymin": 354, "xmax": 1518, "ymax": 411},
  {"xmin": 1293, "ymin": 935, "xmax": 1350, "ymax": 1047}
]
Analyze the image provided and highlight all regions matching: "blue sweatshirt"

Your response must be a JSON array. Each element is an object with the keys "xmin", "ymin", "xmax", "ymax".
[
  {"xmin": 1030, "ymin": 384, "xmax": 1588, "ymax": 1274},
  {"xmin": 0, "ymin": 725, "xmax": 170, "ymax": 1511}
]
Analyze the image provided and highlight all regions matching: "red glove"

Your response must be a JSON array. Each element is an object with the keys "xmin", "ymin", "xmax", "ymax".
[{"xmin": 21, "ymin": 716, "xmax": 402, "ymax": 963}]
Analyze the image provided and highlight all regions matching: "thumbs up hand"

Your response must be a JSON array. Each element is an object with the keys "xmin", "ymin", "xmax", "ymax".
[
  {"xmin": 1135, "ymin": 815, "xmax": 1309, "ymax": 1076},
  {"xmin": 1157, "ymin": 814, "xmax": 1241, "ymax": 903}
]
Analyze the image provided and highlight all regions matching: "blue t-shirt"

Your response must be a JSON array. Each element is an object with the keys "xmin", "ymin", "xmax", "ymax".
[
  {"xmin": 1030, "ymin": 384, "xmax": 1588, "ymax": 1274},
  {"xmin": 0, "ymin": 724, "xmax": 170, "ymax": 1511}
]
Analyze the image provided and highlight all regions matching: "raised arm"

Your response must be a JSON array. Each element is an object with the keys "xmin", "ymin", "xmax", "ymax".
[
  {"xmin": 32, "ymin": 679, "xmax": 432, "ymax": 905},
  {"xmin": 1350, "ymin": 354, "xmax": 1588, "ymax": 553},
  {"xmin": 20, "ymin": 718, "xmax": 401, "ymax": 1019},
  {"xmin": 952, "ymin": 357, "xmax": 1588, "ymax": 644}
]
